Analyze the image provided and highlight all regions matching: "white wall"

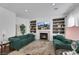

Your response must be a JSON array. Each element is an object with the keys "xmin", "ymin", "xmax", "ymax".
[{"xmin": 0, "ymin": 7, "xmax": 16, "ymax": 41}]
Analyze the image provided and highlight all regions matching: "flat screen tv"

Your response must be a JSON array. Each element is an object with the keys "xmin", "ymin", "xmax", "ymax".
[{"xmin": 37, "ymin": 22, "xmax": 50, "ymax": 30}]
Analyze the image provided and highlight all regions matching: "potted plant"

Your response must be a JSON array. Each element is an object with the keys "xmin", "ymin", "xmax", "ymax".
[{"xmin": 20, "ymin": 24, "xmax": 26, "ymax": 35}]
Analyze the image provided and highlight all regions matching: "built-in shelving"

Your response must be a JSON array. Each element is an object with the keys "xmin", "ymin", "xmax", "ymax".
[
  {"xmin": 30, "ymin": 20, "xmax": 36, "ymax": 33},
  {"xmin": 53, "ymin": 18, "xmax": 65, "ymax": 34}
]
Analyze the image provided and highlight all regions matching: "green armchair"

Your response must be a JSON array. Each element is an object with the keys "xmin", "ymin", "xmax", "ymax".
[{"xmin": 8, "ymin": 34, "xmax": 35, "ymax": 50}]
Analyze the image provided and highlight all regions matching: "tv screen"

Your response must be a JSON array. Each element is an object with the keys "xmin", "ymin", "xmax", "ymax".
[
  {"xmin": 37, "ymin": 22, "xmax": 44, "ymax": 26},
  {"xmin": 37, "ymin": 22, "xmax": 50, "ymax": 30}
]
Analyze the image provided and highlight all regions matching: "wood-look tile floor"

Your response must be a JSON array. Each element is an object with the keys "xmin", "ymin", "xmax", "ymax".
[{"xmin": 9, "ymin": 40, "xmax": 55, "ymax": 55}]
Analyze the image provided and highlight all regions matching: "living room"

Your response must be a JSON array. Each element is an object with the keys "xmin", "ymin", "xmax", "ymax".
[{"xmin": 0, "ymin": 3, "xmax": 79, "ymax": 55}]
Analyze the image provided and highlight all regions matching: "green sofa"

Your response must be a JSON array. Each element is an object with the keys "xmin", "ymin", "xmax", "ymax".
[
  {"xmin": 53, "ymin": 35, "xmax": 79, "ymax": 53},
  {"xmin": 8, "ymin": 34, "xmax": 35, "ymax": 50}
]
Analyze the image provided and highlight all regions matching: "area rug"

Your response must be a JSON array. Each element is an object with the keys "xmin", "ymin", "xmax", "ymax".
[{"xmin": 8, "ymin": 40, "xmax": 55, "ymax": 55}]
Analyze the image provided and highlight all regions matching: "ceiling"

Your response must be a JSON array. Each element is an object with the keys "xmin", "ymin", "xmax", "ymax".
[{"xmin": 0, "ymin": 3, "xmax": 78, "ymax": 19}]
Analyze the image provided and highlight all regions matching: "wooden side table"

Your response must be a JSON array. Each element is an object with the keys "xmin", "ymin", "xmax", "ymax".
[{"xmin": 0, "ymin": 41, "xmax": 10, "ymax": 55}]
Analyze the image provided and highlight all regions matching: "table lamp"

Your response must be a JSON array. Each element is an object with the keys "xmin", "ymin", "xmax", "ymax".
[{"xmin": 2, "ymin": 31, "xmax": 6, "ymax": 41}]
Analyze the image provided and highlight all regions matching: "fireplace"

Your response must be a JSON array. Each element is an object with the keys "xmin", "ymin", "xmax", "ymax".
[{"xmin": 40, "ymin": 33, "xmax": 48, "ymax": 40}]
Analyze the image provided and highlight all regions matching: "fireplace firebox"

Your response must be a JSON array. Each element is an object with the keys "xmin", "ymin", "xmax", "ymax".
[{"xmin": 40, "ymin": 33, "xmax": 48, "ymax": 40}]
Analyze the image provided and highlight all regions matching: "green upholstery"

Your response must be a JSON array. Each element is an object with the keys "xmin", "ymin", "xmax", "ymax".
[
  {"xmin": 53, "ymin": 35, "xmax": 72, "ymax": 50},
  {"xmin": 53, "ymin": 35, "xmax": 79, "ymax": 53},
  {"xmin": 8, "ymin": 34, "xmax": 35, "ymax": 50},
  {"xmin": 54, "ymin": 35, "xmax": 71, "ymax": 44}
]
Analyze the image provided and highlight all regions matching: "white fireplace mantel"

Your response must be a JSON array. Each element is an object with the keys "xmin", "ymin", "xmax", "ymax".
[{"xmin": 36, "ymin": 30, "xmax": 51, "ymax": 41}]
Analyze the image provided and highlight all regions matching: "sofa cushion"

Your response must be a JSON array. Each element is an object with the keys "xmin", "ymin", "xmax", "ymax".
[
  {"xmin": 54, "ymin": 35, "xmax": 72, "ymax": 44},
  {"xmin": 9, "ymin": 37, "xmax": 20, "ymax": 42},
  {"xmin": 54, "ymin": 39, "xmax": 65, "ymax": 45},
  {"xmin": 54, "ymin": 35, "xmax": 65, "ymax": 41},
  {"xmin": 19, "ymin": 35, "xmax": 28, "ymax": 39},
  {"xmin": 64, "ymin": 39, "xmax": 72, "ymax": 44},
  {"xmin": 27, "ymin": 34, "xmax": 34, "ymax": 37}
]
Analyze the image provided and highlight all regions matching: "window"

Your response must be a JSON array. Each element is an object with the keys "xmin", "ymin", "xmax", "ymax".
[
  {"xmin": 67, "ymin": 16, "xmax": 75, "ymax": 27},
  {"xmin": 67, "ymin": 16, "xmax": 79, "ymax": 27}
]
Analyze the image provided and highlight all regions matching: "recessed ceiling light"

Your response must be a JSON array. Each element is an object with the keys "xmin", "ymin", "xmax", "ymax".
[
  {"xmin": 52, "ymin": 3, "xmax": 56, "ymax": 6},
  {"xmin": 25, "ymin": 9, "xmax": 28, "ymax": 12}
]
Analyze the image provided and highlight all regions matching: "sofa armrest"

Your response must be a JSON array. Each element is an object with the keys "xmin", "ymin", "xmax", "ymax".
[{"xmin": 64, "ymin": 39, "xmax": 72, "ymax": 44}]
